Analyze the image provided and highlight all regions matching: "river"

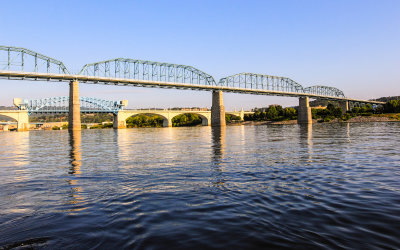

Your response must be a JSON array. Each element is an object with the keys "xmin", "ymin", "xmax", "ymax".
[{"xmin": 0, "ymin": 123, "xmax": 399, "ymax": 249}]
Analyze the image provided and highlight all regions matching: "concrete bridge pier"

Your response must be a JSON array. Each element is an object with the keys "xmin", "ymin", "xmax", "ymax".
[
  {"xmin": 298, "ymin": 97, "xmax": 312, "ymax": 124},
  {"xmin": 211, "ymin": 91, "xmax": 226, "ymax": 127},
  {"xmin": 239, "ymin": 108, "xmax": 245, "ymax": 121},
  {"xmin": 68, "ymin": 80, "xmax": 81, "ymax": 131},
  {"xmin": 339, "ymin": 101, "xmax": 349, "ymax": 114},
  {"xmin": 16, "ymin": 111, "xmax": 29, "ymax": 131},
  {"xmin": 113, "ymin": 114, "xmax": 127, "ymax": 129},
  {"xmin": 17, "ymin": 121, "xmax": 29, "ymax": 131}
]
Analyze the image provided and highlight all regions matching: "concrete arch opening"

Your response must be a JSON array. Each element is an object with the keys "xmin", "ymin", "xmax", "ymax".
[
  {"xmin": 171, "ymin": 113, "xmax": 210, "ymax": 127},
  {"xmin": 0, "ymin": 115, "xmax": 17, "ymax": 131},
  {"xmin": 125, "ymin": 113, "xmax": 169, "ymax": 128},
  {"xmin": 0, "ymin": 111, "xmax": 29, "ymax": 131},
  {"xmin": 225, "ymin": 113, "xmax": 242, "ymax": 123}
]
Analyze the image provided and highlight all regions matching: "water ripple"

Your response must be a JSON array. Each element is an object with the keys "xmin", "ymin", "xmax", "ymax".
[{"xmin": 0, "ymin": 123, "xmax": 400, "ymax": 248}]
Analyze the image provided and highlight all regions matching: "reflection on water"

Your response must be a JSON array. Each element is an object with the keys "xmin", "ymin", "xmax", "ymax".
[
  {"xmin": 69, "ymin": 130, "xmax": 81, "ymax": 174},
  {"xmin": 1, "ymin": 124, "xmax": 400, "ymax": 249},
  {"xmin": 211, "ymin": 126, "xmax": 226, "ymax": 187},
  {"xmin": 299, "ymin": 123, "xmax": 313, "ymax": 162},
  {"xmin": 66, "ymin": 130, "xmax": 84, "ymax": 212},
  {"xmin": 211, "ymin": 126, "xmax": 225, "ymax": 163}
]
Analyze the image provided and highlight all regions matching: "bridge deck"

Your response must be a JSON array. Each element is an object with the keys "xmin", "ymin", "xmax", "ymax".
[{"xmin": 0, "ymin": 70, "xmax": 384, "ymax": 105}]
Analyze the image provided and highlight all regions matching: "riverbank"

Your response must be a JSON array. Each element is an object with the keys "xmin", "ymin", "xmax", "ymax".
[{"xmin": 232, "ymin": 113, "xmax": 400, "ymax": 126}]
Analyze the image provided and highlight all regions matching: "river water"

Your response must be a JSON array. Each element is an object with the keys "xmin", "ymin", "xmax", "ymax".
[{"xmin": 0, "ymin": 123, "xmax": 399, "ymax": 249}]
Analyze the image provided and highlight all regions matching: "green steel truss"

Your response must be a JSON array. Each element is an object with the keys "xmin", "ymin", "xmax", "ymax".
[{"xmin": 0, "ymin": 45, "xmax": 349, "ymax": 99}]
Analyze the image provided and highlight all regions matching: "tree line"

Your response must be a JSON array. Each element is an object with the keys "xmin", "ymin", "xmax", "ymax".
[
  {"xmin": 244, "ymin": 105, "xmax": 297, "ymax": 121},
  {"xmin": 244, "ymin": 101, "xmax": 400, "ymax": 123}
]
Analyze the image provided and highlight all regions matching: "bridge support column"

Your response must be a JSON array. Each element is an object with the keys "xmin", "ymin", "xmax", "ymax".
[
  {"xmin": 239, "ymin": 108, "xmax": 245, "ymax": 121},
  {"xmin": 298, "ymin": 97, "xmax": 312, "ymax": 124},
  {"xmin": 339, "ymin": 101, "xmax": 349, "ymax": 114},
  {"xmin": 68, "ymin": 80, "xmax": 81, "ymax": 131},
  {"xmin": 211, "ymin": 91, "xmax": 226, "ymax": 127},
  {"xmin": 17, "ymin": 111, "xmax": 29, "ymax": 132},
  {"xmin": 113, "ymin": 114, "xmax": 127, "ymax": 129}
]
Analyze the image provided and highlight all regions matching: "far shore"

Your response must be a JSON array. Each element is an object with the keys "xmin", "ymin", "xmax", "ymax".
[{"xmin": 230, "ymin": 114, "xmax": 400, "ymax": 126}]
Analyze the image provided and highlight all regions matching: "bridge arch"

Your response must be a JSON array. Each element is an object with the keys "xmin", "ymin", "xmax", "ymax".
[
  {"xmin": 0, "ymin": 114, "xmax": 17, "ymax": 122},
  {"xmin": 170, "ymin": 112, "xmax": 210, "ymax": 126},
  {"xmin": 125, "ymin": 113, "xmax": 169, "ymax": 127},
  {"xmin": 0, "ymin": 111, "xmax": 29, "ymax": 131},
  {"xmin": 225, "ymin": 112, "xmax": 242, "ymax": 122}
]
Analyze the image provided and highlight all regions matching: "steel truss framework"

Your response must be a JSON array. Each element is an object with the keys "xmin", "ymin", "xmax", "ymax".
[
  {"xmin": 79, "ymin": 58, "xmax": 216, "ymax": 86},
  {"xmin": 19, "ymin": 97, "xmax": 124, "ymax": 115},
  {"xmin": 0, "ymin": 46, "xmax": 69, "ymax": 74},
  {"xmin": 303, "ymin": 85, "xmax": 345, "ymax": 98},
  {"xmin": 0, "ymin": 45, "xmax": 352, "ymax": 99},
  {"xmin": 218, "ymin": 73, "xmax": 305, "ymax": 93}
]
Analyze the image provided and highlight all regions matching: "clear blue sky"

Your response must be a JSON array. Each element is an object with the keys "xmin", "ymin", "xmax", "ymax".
[{"xmin": 1, "ymin": 0, "xmax": 399, "ymax": 109}]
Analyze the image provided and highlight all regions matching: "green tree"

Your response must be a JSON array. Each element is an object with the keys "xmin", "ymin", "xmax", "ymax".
[
  {"xmin": 275, "ymin": 105, "xmax": 284, "ymax": 117},
  {"xmin": 283, "ymin": 107, "xmax": 297, "ymax": 120},
  {"xmin": 332, "ymin": 107, "xmax": 343, "ymax": 118},
  {"xmin": 172, "ymin": 114, "xmax": 202, "ymax": 127},
  {"xmin": 266, "ymin": 106, "xmax": 279, "ymax": 120},
  {"xmin": 384, "ymin": 100, "xmax": 400, "ymax": 113},
  {"xmin": 327, "ymin": 103, "xmax": 336, "ymax": 113}
]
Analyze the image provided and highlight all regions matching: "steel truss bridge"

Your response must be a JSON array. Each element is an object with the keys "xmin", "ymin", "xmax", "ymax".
[
  {"xmin": 15, "ymin": 97, "xmax": 126, "ymax": 115},
  {"xmin": 0, "ymin": 46, "xmax": 383, "ymax": 104}
]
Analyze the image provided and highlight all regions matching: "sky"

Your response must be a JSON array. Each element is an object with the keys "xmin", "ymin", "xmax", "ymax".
[{"xmin": 0, "ymin": 0, "xmax": 399, "ymax": 110}]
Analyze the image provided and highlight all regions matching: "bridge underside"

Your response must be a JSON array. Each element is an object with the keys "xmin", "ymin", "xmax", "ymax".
[
  {"xmin": 0, "ymin": 71, "xmax": 384, "ymax": 105},
  {"xmin": 0, "ymin": 111, "xmax": 29, "ymax": 131}
]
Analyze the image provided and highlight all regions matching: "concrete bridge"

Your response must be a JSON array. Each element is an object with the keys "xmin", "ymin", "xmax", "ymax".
[
  {"xmin": 0, "ymin": 107, "xmax": 251, "ymax": 131},
  {"xmin": 0, "ymin": 110, "xmax": 29, "ymax": 131},
  {"xmin": 0, "ymin": 96, "xmax": 252, "ymax": 130},
  {"xmin": 114, "ymin": 108, "xmax": 252, "ymax": 128},
  {"xmin": 0, "ymin": 46, "xmax": 385, "ymax": 131}
]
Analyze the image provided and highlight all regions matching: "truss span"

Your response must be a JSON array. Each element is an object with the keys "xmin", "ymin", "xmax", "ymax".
[
  {"xmin": 16, "ymin": 97, "xmax": 125, "ymax": 114},
  {"xmin": 218, "ymin": 73, "xmax": 304, "ymax": 93},
  {"xmin": 0, "ymin": 46, "xmax": 69, "ymax": 74},
  {"xmin": 79, "ymin": 58, "xmax": 216, "ymax": 86},
  {"xmin": 303, "ymin": 85, "xmax": 345, "ymax": 98}
]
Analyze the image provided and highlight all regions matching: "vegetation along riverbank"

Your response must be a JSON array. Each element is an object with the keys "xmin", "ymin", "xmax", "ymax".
[{"xmin": 8, "ymin": 99, "xmax": 399, "ymax": 130}]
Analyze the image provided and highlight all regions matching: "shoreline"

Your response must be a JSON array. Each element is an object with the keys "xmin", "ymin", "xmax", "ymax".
[
  {"xmin": 230, "ymin": 115, "xmax": 400, "ymax": 126},
  {"xmin": 2, "ymin": 115, "xmax": 399, "ymax": 131}
]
